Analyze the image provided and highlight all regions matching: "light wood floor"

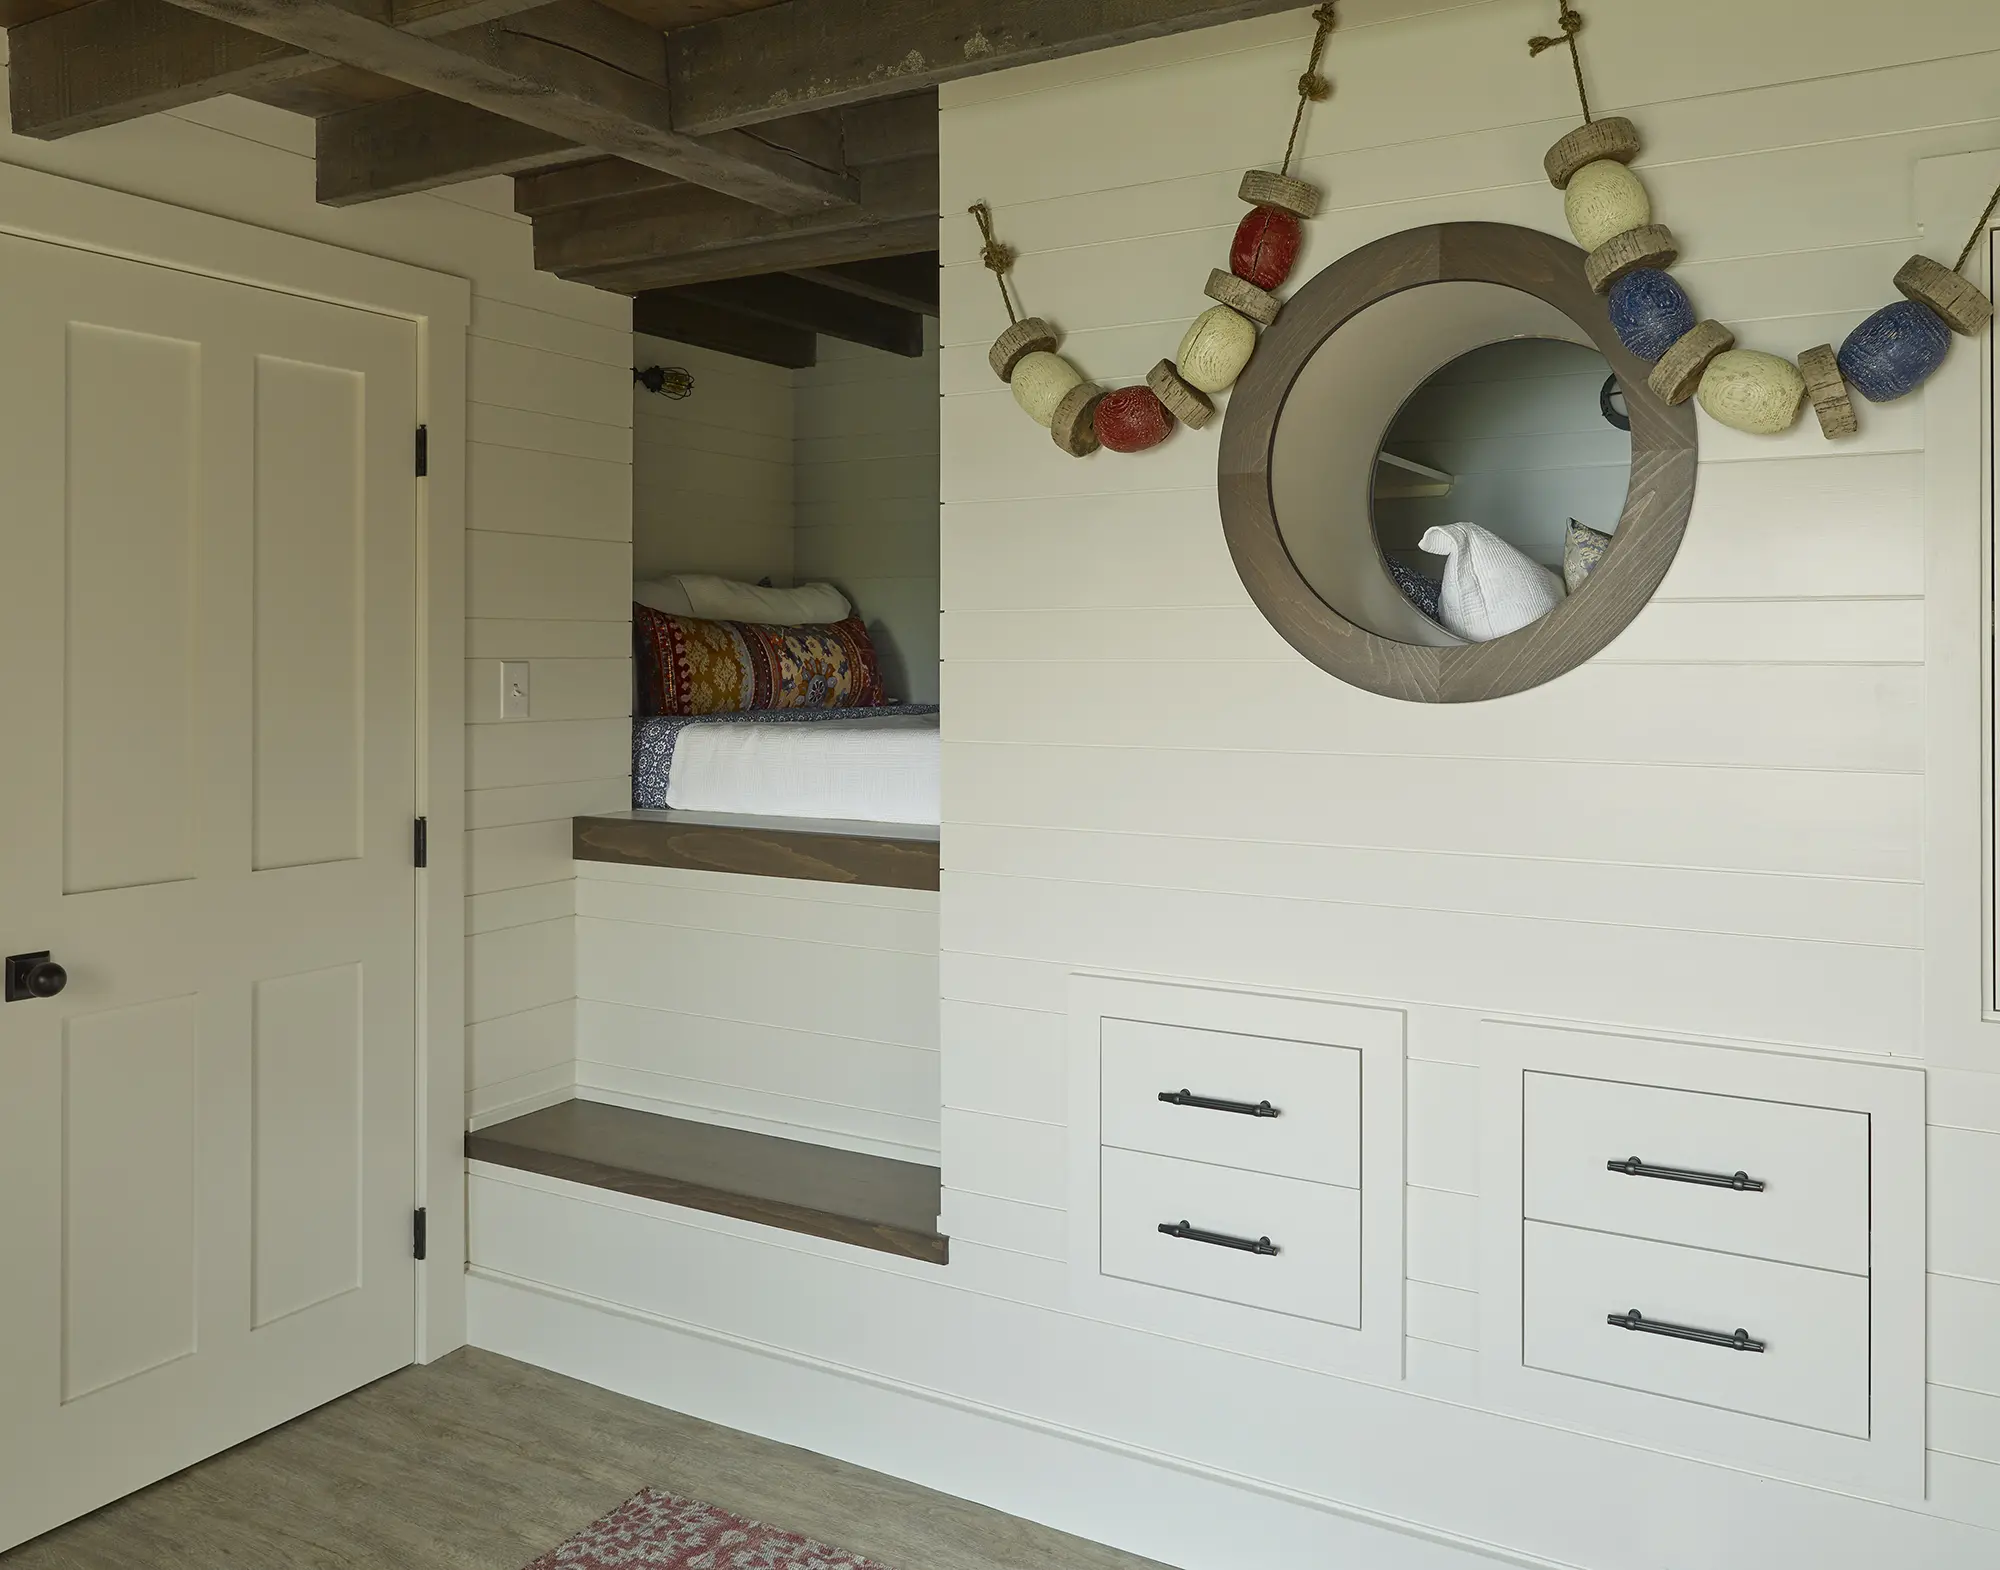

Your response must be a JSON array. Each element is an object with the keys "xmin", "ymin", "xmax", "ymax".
[{"xmin": 3, "ymin": 1349, "xmax": 1171, "ymax": 1570}]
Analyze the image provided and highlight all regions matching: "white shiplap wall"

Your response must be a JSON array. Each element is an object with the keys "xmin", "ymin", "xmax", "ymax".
[
  {"xmin": 0, "ymin": 67, "xmax": 634, "ymax": 1132},
  {"xmin": 795, "ymin": 326, "xmax": 944, "ymax": 703},
  {"xmin": 573, "ymin": 862, "xmax": 941, "ymax": 1161},
  {"xmin": 475, "ymin": 6, "xmax": 2000, "ymax": 1568},
  {"xmin": 633, "ymin": 333, "xmax": 795, "ymax": 584}
]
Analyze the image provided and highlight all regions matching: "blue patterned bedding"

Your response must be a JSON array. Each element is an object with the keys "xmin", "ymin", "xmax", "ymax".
[{"xmin": 633, "ymin": 706, "xmax": 941, "ymax": 810}]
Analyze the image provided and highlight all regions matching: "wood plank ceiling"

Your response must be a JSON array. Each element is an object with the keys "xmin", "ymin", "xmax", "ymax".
[{"xmin": 2, "ymin": 0, "xmax": 1311, "ymax": 366}]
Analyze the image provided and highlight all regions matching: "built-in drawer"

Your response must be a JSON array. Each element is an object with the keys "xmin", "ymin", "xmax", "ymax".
[
  {"xmin": 1100, "ymin": 1019, "xmax": 1360, "ymax": 1187},
  {"xmin": 1523, "ymin": 1071, "xmax": 1870, "ymax": 1276},
  {"xmin": 1099, "ymin": 1146, "xmax": 1360, "ymax": 1326},
  {"xmin": 1523, "ymin": 1221, "xmax": 1870, "ymax": 1438}
]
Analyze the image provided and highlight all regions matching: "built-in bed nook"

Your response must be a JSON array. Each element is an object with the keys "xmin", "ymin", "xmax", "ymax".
[{"xmin": 473, "ymin": 298, "xmax": 950, "ymax": 1264}]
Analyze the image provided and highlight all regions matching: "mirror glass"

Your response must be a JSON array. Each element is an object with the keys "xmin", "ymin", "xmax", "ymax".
[
  {"xmin": 1373, "ymin": 339, "xmax": 1632, "ymax": 640},
  {"xmin": 1267, "ymin": 281, "xmax": 1636, "ymax": 649}
]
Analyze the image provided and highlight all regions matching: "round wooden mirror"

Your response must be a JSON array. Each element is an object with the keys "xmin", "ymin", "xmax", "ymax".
[{"xmin": 1218, "ymin": 223, "xmax": 1698, "ymax": 703}]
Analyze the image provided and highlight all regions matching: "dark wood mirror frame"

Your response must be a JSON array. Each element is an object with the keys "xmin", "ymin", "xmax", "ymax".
[{"xmin": 1218, "ymin": 222, "xmax": 1699, "ymax": 703}]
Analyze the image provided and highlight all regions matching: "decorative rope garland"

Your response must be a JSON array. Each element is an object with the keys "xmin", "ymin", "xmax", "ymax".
[
  {"xmin": 1526, "ymin": 0, "xmax": 1997, "ymax": 435},
  {"xmin": 971, "ymin": 5, "xmax": 1337, "ymax": 457},
  {"xmin": 973, "ymin": 0, "xmax": 1999, "ymax": 456}
]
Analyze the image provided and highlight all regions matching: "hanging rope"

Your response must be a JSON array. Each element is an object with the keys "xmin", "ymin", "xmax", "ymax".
[
  {"xmin": 967, "ymin": 201, "xmax": 1019, "ymax": 324},
  {"xmin": 1281, "ymin": 4, "xmax": 1340, "ymax": 176},
  {"xmin": 1528, "ymin": 0, "xmax": 1593, "ymax": 124},
  {"xmin": 1954, "ymin": 179, "xmax": 2000, "ymax": 276}
]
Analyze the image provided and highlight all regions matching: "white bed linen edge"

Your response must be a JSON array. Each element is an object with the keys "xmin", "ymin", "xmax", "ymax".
[{"xmin": 664, "ymin": 713, "xmax": 940, "ymax": 825}]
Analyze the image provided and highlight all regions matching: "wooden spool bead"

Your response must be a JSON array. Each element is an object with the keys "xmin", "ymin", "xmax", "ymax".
[
  {"xmin": 1895, "ymin": 254, "xmax": 1994, "ymax": 336},
  {"xmin": 1010, "ymin": 350, "xmax": 1083, "ymax": 427},
  {"xmin": 1697, "ymin": 349, "xmax": 1806, "ymax": 435},
  {"xmin": 1648, "ymin": 319, "xmax": 1735, "ymax": 405},
  {"xmin": 1231, "ymin": 207, "xmax": 1303, "ymax": 290},
  {"xmin": 1564, "ymin": 160, "xmax": 1653, "ymax": 253},
  {"xmin": 1178, "ymin": 304, "xmax": 1258, "ymax": 395},
  {"xmin": 1607, "ymin": 268, "xmax": 1696, "ymax": 363},
  {"xmin": 1544, "ymin": 116, "xmax": 1643, "ymax": 189},
  {"xmin": 1205, "ymin": 268, "xmax": 1281, "ymax": 328},
  {"xmin": 988, "ymin": 316, "xmax": 1059, "ymax": 381},
  {"xmin": 1796, "ymin": 344, "xmax": 1858, "ymax": 439},
  {"xmin": 1050, "ymin": 383, "xmax": 1106, "ymax": 457},
  {"xmin": 1238, "ymin": 170, "xmax": 1322, "ymax": 220},
  {"xmin": 1837, "ymin": 299, "xmax": 1952, "ymax": 403},
  {"xmin": 1585, "ymin": 224, "xmax": 1679, "ymax": 294},
  {"xmin": 1147, "ymin": 359, "xmax": 1214, "ymax": 430},
  {"xmin": 1094, "ymin": 385, "xmax": 1176, "ymax": 453}
]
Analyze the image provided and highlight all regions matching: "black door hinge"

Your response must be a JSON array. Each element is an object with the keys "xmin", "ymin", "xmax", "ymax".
[
  {"xmin": 415, "ymin": 424, "xmax": 429, "ymax": 477},
  {"xmin": 414, "ymin": 816, "xmax": 428, "ymax": 869},
  {"xmin": 413, "ymin": 1207, "xmax": 428, "ymax": 1261}
]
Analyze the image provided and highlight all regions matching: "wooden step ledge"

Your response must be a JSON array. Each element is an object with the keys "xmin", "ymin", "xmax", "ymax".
[
  {"xmin": 466, "ymin": 1100, "xmax": 949, "ymax": 1265},
  {"xmin": 575, "ymin": 811, "xmax": 940, "ymax": 891}
]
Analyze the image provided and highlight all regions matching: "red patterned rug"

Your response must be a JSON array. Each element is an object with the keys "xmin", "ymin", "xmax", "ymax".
[{"xmin": 524, "ymin": 1488, "xmax": 893, "ymax": 1569}]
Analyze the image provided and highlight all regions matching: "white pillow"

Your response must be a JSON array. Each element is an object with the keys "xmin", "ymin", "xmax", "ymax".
[
  {"xmin": 633, "ymin": 578, "xmax": 695, "ymax": 616},
  {"xmin": 679, "ymin": 575, "xmax": 850, "ymax": 625},
  {"xmin": 1419, "ymin": 523, "xmax": 1563, "ymax": 643}
]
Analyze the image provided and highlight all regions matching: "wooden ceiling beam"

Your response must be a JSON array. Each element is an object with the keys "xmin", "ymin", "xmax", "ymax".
[
  {"xmin": 147, "ymin": 0, "xmax": 856, "ymax": 212},
  {"xmin": 513, "ymin": 92, "xmax": 935, "ymax": 218},
  {"xmin": 569, "ymin": 215, "xmax": 940, "ymax": 293},
  {"xmin": 7, "ymin": 0, "xmax": 540, "ymax": 138},
  {"xmin": 662, "ymin": 0, "xmax": 1319, "ymax": 135},
  {"xmin": 315, "ymin": 92, "xmax": 592, "ymax": 205},
  {"xmin": 633, "ymin": 291, "xmax": 817, "ymax": 369},
  {"xmin": 533, "ymin": 150, "xmax": 933, "ymax": 276},
  {"xmin": 673, "ymin": 272, "xmax": 925, "ymax": 357},
  {"xmin": 796, "ymin": 252, "xmax": 939, "ymax": 317}
]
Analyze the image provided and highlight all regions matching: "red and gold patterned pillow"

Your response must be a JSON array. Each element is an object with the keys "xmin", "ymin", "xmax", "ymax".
[{"xmin": 634, "ymin": 605, "xmax": 887, "ymax": 716}]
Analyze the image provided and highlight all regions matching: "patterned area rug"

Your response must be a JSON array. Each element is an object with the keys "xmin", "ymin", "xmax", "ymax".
[{"xmin": 525, "ymin": 1488, "xmax": 892, "ymax": 1569}]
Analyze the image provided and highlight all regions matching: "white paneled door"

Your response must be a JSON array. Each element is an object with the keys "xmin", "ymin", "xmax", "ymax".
[{"xmin": 0, "ymin": 233, "xmax": 421, "ymax": 1552}]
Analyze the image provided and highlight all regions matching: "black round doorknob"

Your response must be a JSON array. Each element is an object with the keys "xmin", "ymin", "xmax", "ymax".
[{"xmin": 24, "ymin": 960, "xmax": 66, "ymax": 998}]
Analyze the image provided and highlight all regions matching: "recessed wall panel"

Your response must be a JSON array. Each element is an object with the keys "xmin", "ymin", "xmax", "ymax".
[
  {"xmin": 253, "ymin": 356, "xmax": 364, "ymax": 872},
  {"xmin": 62, "ymin": 997, "xmax": 199, "ymax": 1401},
  {"xmin": 64, "ymin": 324, "xmax": 198, "ymax": 895},
  {"xmin": 252, "ymin": 963, "xmax": 363, "ymax": 1327}
]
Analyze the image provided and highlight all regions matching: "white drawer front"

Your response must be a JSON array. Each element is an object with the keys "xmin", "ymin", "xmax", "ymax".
[
  {"xmin": 1523, "ymin": 1221, "xmax": 1870, "ymax": 1438},
  {"xmin": 1523, "ymin": 1071, "xmax": 1869, "ymax": 1275},
  {"xmin": 1099, "ymin": 1147, "xmax": 1360, "ymax": 1326},
  {"xmin": 1100, "ymin": 1019, "xmax": 1360, "ymax": 1186}
]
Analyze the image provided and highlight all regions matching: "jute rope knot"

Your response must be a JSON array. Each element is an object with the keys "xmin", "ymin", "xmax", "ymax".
[
  {"xmin": 967, "ymin": 201, "xmax": 1019, "ymax": 324},
  {"xmin": 1529, "ymin": 1, "xmax": 1593, "ymax": 124},
  {"xmin": 1281, "ymin": 4, "xmax": 1340, "ymax": 176}
]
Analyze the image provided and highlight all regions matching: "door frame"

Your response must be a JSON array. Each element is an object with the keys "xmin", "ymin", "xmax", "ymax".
[
  {"xmin": 0, "ymin": 158, "xmax": 472, "ymax": 1359},
  {"xmin": 1919, "ymin": 148, "xmax": 2000, "ymax": 1072}
]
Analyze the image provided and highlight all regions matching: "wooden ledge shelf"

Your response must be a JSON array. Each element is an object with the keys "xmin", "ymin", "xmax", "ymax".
[
  {"xmin": 466, "ymin": 1100, "xmax": 949, "ymax": 1265},
  {"xmin": 575, "ymin": 811, "xmax": 940, "ymax": 891}
]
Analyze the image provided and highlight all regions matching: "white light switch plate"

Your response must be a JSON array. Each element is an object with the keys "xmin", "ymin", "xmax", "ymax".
[{"xmin": 501, "ymin": 661, "xmax": 530, "ymax": 720}]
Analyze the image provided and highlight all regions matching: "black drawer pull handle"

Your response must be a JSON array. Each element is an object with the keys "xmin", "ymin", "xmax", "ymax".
[
  {"xmin": 1159, "ymin": 1088, "xmax": 1280, "ymax": 1118},
  {"xmin": 1158, "ymin": 1220, "xmax": 1279, "ymax": 1256},
  {"xmin": 1607, "ymin": 1309, "xmax": 1766, "ymax": 1354},
  {"xmin": 1607, "ymin": 1156, "xmax": 1765, "ymax": 1192}
]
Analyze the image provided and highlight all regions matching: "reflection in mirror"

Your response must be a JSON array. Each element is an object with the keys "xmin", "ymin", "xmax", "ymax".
[{"xmin": 1374, "ymin": 340, "xmax": 1632, "ymax": 642}]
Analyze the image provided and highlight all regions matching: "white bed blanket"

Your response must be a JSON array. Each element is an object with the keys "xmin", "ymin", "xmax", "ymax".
[{"xmin": 664, "ymin": 711, "xmax": 940, "ymax": 825}]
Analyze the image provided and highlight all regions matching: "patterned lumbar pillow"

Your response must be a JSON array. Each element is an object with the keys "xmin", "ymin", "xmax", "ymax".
[
  {"xmin": 1387, "ymin": 558, "xmax": 1442, "ymax": 622},
  {"xmin": 633, "ymin": 606, "xmax": 886, "ymax": 716},
  {"xmin": 1563, "ymin": 520, "xmax": 1613, "ymax": 594},
  {"xmin": 1419, "ymin": 522, "xmax": 1563, "ymax": 643}
]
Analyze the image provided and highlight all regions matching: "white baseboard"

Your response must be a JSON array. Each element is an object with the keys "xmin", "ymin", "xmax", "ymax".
[{"xmin": 466, "ymin": 1267, "xmax": 1533, "ymax": 1570}]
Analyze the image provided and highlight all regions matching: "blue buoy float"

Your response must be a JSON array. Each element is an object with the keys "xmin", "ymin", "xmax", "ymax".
[
  {"xmin": 1838, "ymin": 299, "xmax": 1952, "ymax": 402},
  {"xmin": 1606, "ymin": 269, "xmax": 1695, "ymax": 363}
]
